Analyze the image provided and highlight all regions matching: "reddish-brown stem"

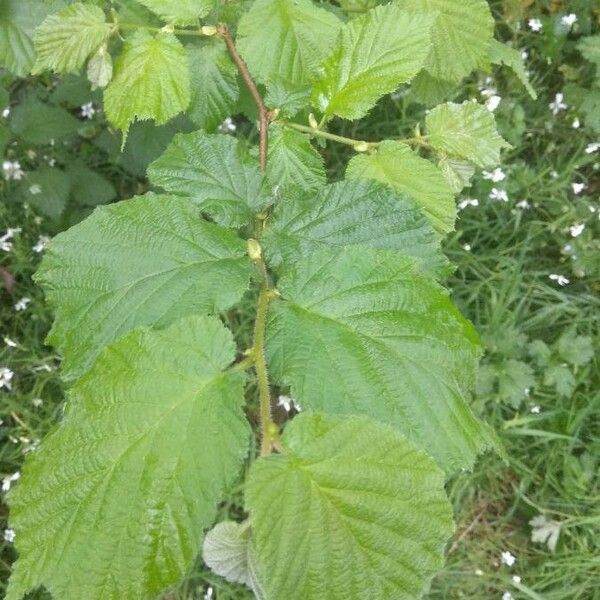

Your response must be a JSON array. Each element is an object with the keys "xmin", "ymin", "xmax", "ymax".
[{"xmin": 217, "ymin": 24, "xmax": 269, "ymax": 172}]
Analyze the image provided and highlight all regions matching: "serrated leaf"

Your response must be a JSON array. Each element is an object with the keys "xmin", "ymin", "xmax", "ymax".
[
  {"xmin": 7, "ymin": 316, "xmax": 250, "ymax": 600},
  {"xmin": 438, "ymin": 156, "xmax": 475, "ymax": 193},
  {"xmin": 134, "ymin": 0, "xmax": 213, "ymax": 25},
  {"xmin": 426, "ymin": 101, "xmax": 511, "ymax": 169},
  {"xmin": 411, "ymin": 70, "xmax": 457, "ymax": 106},
  {"xmin": 247, "ymin": 413, "xmax": 454, "ymax": 599},
  {"xmin": 237, "ymin": 0, "xmax": 341, "ymax": 88},
  {"xmin": 577, "ymin": 34, "xmax": 600, "ymax": 68},
  {"xmin": 187, "ymin": 44, "xmax": 239, "ymax": 131},
  {"xmin": 104, "ymin": 31, "xmax": 190, "ymax": 139},
  {"xmin": 313, "ymin": 5, "xmax": 432, "ymax": 119},
  {"xmin": 66, "ymin": 162, "xmax": 116, "ymax": 207},
  {"xmin": 544, "ymin": 364, "xmax": 576, "ymax": 398},
  {"xmin": 87, "ymin": 44, "xmax": 113, "ymax": 89},
  {"xmin": 35, "ymin": 193, "xmax": 251, "ymax": 379},
  {"xmin": 266, "ymin": 247, "xmax": 498, "ymax": 472},
  {"xmin": 397, "ymin": 0, "xmax": 494, "ymax": 83},
  {"xmin": 497, "ymin": 359, "xmax": 535, "ymax": 408},
  {"xmin": 33, "ymin": 3, "xmax": 111, "ymax": 74},
  {"xmin": 264, "ymin": 78, "xmax": 311, "ymax": 118},
  {"xmin": 19, "ymin": 167, "xmax": 71, "ymax": 219},
  {"xmin": 489, "ymin": 39, "xmax": 537, "ymax": 99},
  {"xmin": 148, "ymin": 131, "xmax": 271, "ymax": 227},
  {"xmin": 10, "ymin": 97, "xmax": 80, "ymax": 144},
  {"xmin": 557, "ymin": 331, "xmax": 594, "ymax": 367},
  {"xmin": 347, "ymin": 141, "xmax": 456, "ymax": 235},
  {"xmin": 263, "ymin": 178, "xmax": 449, "ymax": 277},
  {"xmin": 266, "ymin": 124, "xmax": 325, "ymax": 195}
]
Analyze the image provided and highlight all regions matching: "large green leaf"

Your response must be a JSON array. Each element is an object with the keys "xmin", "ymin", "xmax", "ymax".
[
  {"xmin": 396, "ymin": 0, "xmax": 493, "ymax": 82},
  {"xmin": 312, "ymin": 4, "xmax": 432, "ymax": 119},
  {"xmin": 0, "ymin": 0, "xmax": 62, "ymax": 76},
  {"xmin": 263, "ymin": 178, "xmax": 449, "ymax": 277},
  {"xmin": 19, "ymin": 167, "xmax": 71, "ymax": 219},
  {"xmin": 104, "ymin": 31, "xmax": 190, "ymax": 139},
  {"xmin": 347, "ymin": 141, "xmax": 456, "ymax": 235},
  {"xmin": 33, "ymin": 3, "xmax": 111, "ymax": 74},
  {"xmin": 7, "ymin": 316, "xmax": 250, "ymax": 600},
  {"xmin": 266, "ymin": 124, "xmax": 325, "ymax": 195},
  {"xmin": 247, "ymin": 413, "xmax": 454, "ymax": 599},
  {"xmin": 426, "ymin": 101, "xmax": 511, "ymax": 168},
  {"xmin": 148, "ymin": 131, "xmax": 272, "ymax": 227},
  {"xmin": 35, "ymin": 193, "xmax": 251, "ymax": 379},
  {"xmin": 236, "ymin": 0, "xmax": 341, "ymax": 88},
  {"xmin": 187, "ymin": 43, "xmax": 239, "ymax": 131},
  {"xmin": 10, "ymin": 98, "xmax": 80, "ymax": 144},
  {"xmin": 134, "ymin": 0, "xmax": 213, "ymax": 24},
  {"xmin": 266, "ymin": 247, "xmax": 498, "ymax": 472},
  {"xmin": 489, "ymin": 39, "xmax": 537, "ymax": 99}
]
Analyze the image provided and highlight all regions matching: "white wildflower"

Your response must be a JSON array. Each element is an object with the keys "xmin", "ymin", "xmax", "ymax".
[
  {"xmin": 0, "ymin": 367, "xmax": 14, "ymax": 390},
  {"xmin": 571, "ymin": 182, "xmax": 586, "ymax": 195},
  {"xmin": 561, "ymin": 13, "xmax": 577, "ymax": 27},
  {"xmin": 585, "ymin": 142, "xmax": 600, "ymax": 154},
  {"xmin": 486, "ymin": 95, "xmax": 502, "ymax": 112},
  {"xmin": 277, "ymin": 395, "xmax": 300, "ymax": 412},
  {"xmin": 502, "ymin": 593, "xmax": 514, "ymax": 600},
  {"xmin": 81, "ymin": 102, "xmax": 95, "ymax": 119},
  {"xmin": 218, "ymin": 117, "xmax": 236, "ymax": 133},
  {"xmin": 521, "ymin": 50, "xmax": 528, "ymax": 60},
  {"xmin": 204, "ymin": 586, "xmax": 214, "ymax": 600},
  {"xmin": 569, "ymin": 223, "xmax": 585, "ymax": 237},
  {"xmin": 26, "ymin": 149, "xmax": 36, "ymax": 160},
  {"xmin": 549, "ymin": 274, "xmax": 570, "ymax": 286},
  {"xmin": 549, "ymin": 93, "xmax": 567, "ymax": 115},
  {"xmin": 29, "ymin": 184, "xmax": 42, "ymax": 195},
  {"xmin": 463, "ymin": 243, "xmax": 472, "ymax": 252},
  {"xmin": 531, "ymin": 405, "xmax": 541, "ymax": 414},
  {"xmin": 516, "ymin": 200, "xmax": 530, "ymax": 209},
  {"xmin": 32, "ymin": 235, "xmax": 50, "ymax": 253},
  {"xmin": 1, "ymin": 107, "xmax": 10, "ymax": 118},
  {"xmin": 2, "ymin": 160, "xmax": 25, "ymax": 181},
  {"xmin": 475, "ymin": 569, "xmax": 484, "ymax": 576},
  {"xmin": 458, "ymin": 198, "xmax": 479, "ymax": 210},
  {"xmin": 529, "ymin": 515, "xmax": 561, "ymax": 552},
  {"xmin": 14, "ymin": 297, "xmax": 31, "ymax": 311},
  {"xmin": 512, "ymin": 575, "xmax": 522, "ymax": 584},
  {"xmin": 501, "ymin": 551, "xmax": 516, "ymax": 567},
  {"xmin": 483, "ymin": 167, "xmax": 506, "ymax": 183},
  {"xmin": 489, "ymin": 188, "xmax": 509, "ymax": 202},
  {"xmin": 4, "ymin": 528, "xmax": 16, "ymax": 543},
  {"xmin": 2, "ymin": 471, "xmax": 20, "ymax": 492},
  {"xmin": 572, "ymin": 118, "xmax": 580, "ymax": 129},
  {"xmin": 528, "ymin": 18, "xmax": 543, "ymax": 32},
  {"xmin": 32, "ymin": 398, "xmax": 44, "ymax": 408},
  {"xmin": 4, "ymin": 336, "xmax": 17, "ymax": 348}
]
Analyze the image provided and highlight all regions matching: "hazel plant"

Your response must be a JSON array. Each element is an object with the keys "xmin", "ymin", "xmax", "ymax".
[{"xmin": 2, "ymin": 1, "xmax": 536, "ymax": 599}]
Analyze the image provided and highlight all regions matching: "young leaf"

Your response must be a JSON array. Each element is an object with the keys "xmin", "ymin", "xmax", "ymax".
[
  {"xmin": 187, "ymin": 44, "xmax": 239, "ymax": 132},
  {"xmin": 19, "ymin": 167, "xmax": 71, "ymax": 219},
  {"xmin": 312, "ymin": 5, "xmax": 433, "ymax": 119},
  {"xmin": 87, "ymin": 44, "xmax": 113, "ymax": 89},
  {"xmin": 7, "ymin": 316, "xmax": 250, "ymax": 600},
  {"xmin": 246, "ymin": 413, "xmax": 454, "ymax": 599},
  {"xmin": 134, "ymin": 0, "xmax": 213, "ymax": 25},
  {"xmin": 266, "ymin": 124, "xmax": 325, "ymax": 195},
  {"xmin": 266, "ymin": 247, "xmax": 498, "ymax": 472},
  {"xmin": 33, "ymin": 3, "xmax": 111, "ymax": 74},
  {"xmin": 425, "ymin": 101, "xmax": 511, "ymax": 168},
  {"xmin": 104, "ymin": 31, "xmax": 190, "ymax": 139},
  {"xmin": 236, "ymin": 0, "xmax": 341, "ymax": 88},
  {"xmin": 35, "ymin": 193, "xmax": 251, "ymax": 379},
  {"xmin": 489, "ymin": 39, "xmax": 537, "ymax": 100},
  {"xmin": 396, "ymin": 0, "xmax": 494, "ymax": 83},
  {"xmin": 347, "ymin": 141, "xmax": 457, "ymax": 235},
  {"xmin": 148, "ymin": 131, "xmax": 271, "ymax": 227},
  {"xmin": 263, "ymin": 178, "xmax": 449, "ymax": 277}
]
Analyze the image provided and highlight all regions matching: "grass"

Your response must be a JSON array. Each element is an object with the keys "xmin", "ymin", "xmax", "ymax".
[{"xmin": 1, "ymin": 2, "xmax": 599, "ymax": 599}]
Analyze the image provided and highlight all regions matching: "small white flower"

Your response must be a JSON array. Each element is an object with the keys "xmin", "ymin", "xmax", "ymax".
[
  {"xmin": 483, "ymin": 168, "xmax": 506, "ymax": 183},
  {"xmin": 571, "ymin": 182, "xmax": 586, "ymax": 195},
  {"xmin": 14, "ymin": 297, "xmax": 31, "ymax": 311},
  {"xmin": 501, "ymin": 550, "xmax": 516, "ymax": 567},
  {"xmin": 218, "ymin": 116, "xmax": 236, "ymax": 133},
  {"xmin": 204, "ymin": 586, "xmax": 214, "ymax": 600},
  {"xmin": 572, "ymin": 118, "xmax": 580, "ymax": 129},
  {"xmin": 528, "ymin": 18, "xmax": 543, "ymax": 32},
  {"xmin": 32, "ymin": 235, "xmax": 50, "ymax": 253},
  {"xmin": 585, "ymin": 142, "xmax": 600, "ymax": 154},
  {"xmin": 516, "ymin": 200, "xmax": 530, "ymax": 209},
  {"xmin": 26, "ymin": 149, "xmax": 36, "ymax": 160},
  {"xmin": 2, "ymin": 471, "xmax": 20, "ymax": 492},
  {"xmin": 530, "ymin": 515, "xmax": 561, "ymax": 552},
  {"xmin": 551, "ymin": 170, "xmax": 559, "ymax": 179},
  {"xmin": 29, "ymin": 184, "xmax": 42, "ymax": 195},
  {"xmin": 1, "ymin": 107, "xmax": 10, "ymax": 118},
  {"xmin": 32, "ymin": 398, "xmax": 44, "ymax": 408},
  {"xmin": 512, "ymin": 575, "xmax": 522, "ymax": 584},
  {"xmin": 458, "ymin": 198, "xmax": 479, "ymax": 210},
  {"xmin": 4, "ymin": 528, "xmax": 16, "ymax": 543},
  {"xmin": 81, "ymin": 102, "xmax": 96, "ymax": 119},
  {"xmin": 2, "ymin": 160, "xmax": 25, "ymax": 181},
  {"xmin": 47, "ymin": 158, "xmax": 57, "ymax": 167},
  {"xmin": 549, "ymin": 274, "xmax": 570, "ymax": 286},
  {"xmin": 549, "ymin": 93, "xmax": 567, "ymax": 115},
  {"xmin": 569, "ymin": 223, "xmax": 585, "ymax": 237},
  {"xmin": 0, "ymin": 367, "xmax": 14, "ymax": 390},
  {"xmin": 463, "ymin": 243, "xmax": 472, "ymax": 252},
  {"xmin": 489, "ymin": 188, "xmax": 509, "ymax": 202},
  {"xmin": 531, "ymin": 405, "xmax": 541, "ymax": 414},
  {"xmin": 4, "ymin": 336, "xmax": 17, "ymax": 348},
  {"xmin": 1, "ymin": 240, "xmax": 12, "ymax": 252},
  {"xmin": 502, "ymin": 593, "xmax": 514, "ymax": 600},
  {"xmin": 561, "ymin": 13, "xmax": 577, "ymax": 27},
  {"xmin": 521, "ymin": 50, "xmax": 528, "ymax": 60},
  {"xmin": 277, "ymin": 395, "xmax": 300, "ymax": 412},
  {"xmin": 486, "ymin": 95, "xmax": 502, "ymax": 112}
]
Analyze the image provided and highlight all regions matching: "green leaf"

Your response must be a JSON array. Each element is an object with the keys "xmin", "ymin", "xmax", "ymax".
[
  {"xmin": 10, "ymin": 97, "xmax": 80, "ymax": 145},
  {"xmin": 266, "ymin": 247, "xmax": 498, "ymax": 472},
  {"xmin": 396, "ymin": 0, "xmax": 494, "ymax": 82},
  {"xmin": 104, "ymin": 31, "xmax": 190, "ymax": 139},
  {"xmin": 313, "ymin": 5, "xmax": 432, "ymax": 119},
  {"xmin": 237, "ymin": 0, "xmax": 341, "ymax": 88},
  {"xmin": 557, "ymin": 331, "xmax": 594, "ymax": 367},
  {"xmin": 544, "ymin": 364, "xmax": 576, "ymax": 398},
  {"xmin": 497, "ymin": 359, "xmax": 535, "ymax": 409},
  {"xmin": 410, "ymin": 71, "xmax": 457, "ymax": 106},
  {"xmin": 246, "ymin": 413, "xmax": 454, "ymax": 599},
  {"xmin": 264, "ymin": 78, "xmax": 311, "ymax": 118},
  {"xmin": 187, "ymin": 43, "xmax": 239, "ymax": 131},
  {"xmin": 134, "ymin": 0, "xmax": 213, "ymax": 25},
  {"xmin": 266, "ymin": 124, "xmax": 325, "ymax": 195},
  {"xmin": 438, "ymin": 156, "xmax": 475, "ymax": 193},
  {"xmin": 263, "ymin": 178, "xmax": 449, "ymax": 277},
  {"xmin": 19, "ymin": 167, "xmax": 71, "ymax": 219},
  {"xmin": 0, "ymin": 0, "xmax": 62, "ymax": 76},
  {"xmin": 33, "ymin": 3, "xmax": 111, "ymax": 74},
  {"xmin": 489, "ymin": 39, "xmax": 537, "ymax": 99},
  {"xmin": 7, "ymin": 316, "xmax": 250, "ymax": 600},
  {"xmin": 148, "ymin": 131, "xmax": 272, "ymax": 227},
  {"xmin": 347, "ymin": 141, "xmax": 456, "ymax": 235},
  {"xmin": 577, "ymin": 34, "xmax": 600, "ymax": 69},
  {"xmin": 87, "ymin": 44, "xmax": 113, "ymax": 89},
  {"xmin": 425, "ymin": 101, "xmax": 511, "ymax": 169},
  {"xmin": 66, "ymin": 162, "xmax": 116, "ymax": 207},
  {"xmin": 35, "ymin": 193, "xmax": 251, "ymax": 379}
]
